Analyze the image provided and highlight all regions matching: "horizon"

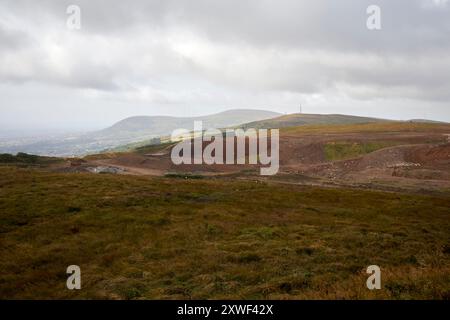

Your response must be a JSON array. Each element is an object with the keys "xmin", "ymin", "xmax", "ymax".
[
  {"xmin": 103, "ymin": 109, "xmax": 449, "ymax": 126},
  {"xmin": 0, "ymin": 108, "xmax": 448, "ymax": 140},
  {"xmin": 1, "ymin": 1, "xmax": 450, "ymax": 134}
]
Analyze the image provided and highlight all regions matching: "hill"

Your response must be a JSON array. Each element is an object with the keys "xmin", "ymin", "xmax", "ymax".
[
  {"xmin": 70, "ymin": 121, "xmax": 450, "ymax": 194},
  {"xmin": 238, "ymin": 113, "xmax": 389, "ymax": 130},
  {"xmin": 0, "ymin": 109, "xmax": 280, "ymax": 157},
  {"xmin": 99, "ymin": 109, "xmax": 280, "ymax": 139}
]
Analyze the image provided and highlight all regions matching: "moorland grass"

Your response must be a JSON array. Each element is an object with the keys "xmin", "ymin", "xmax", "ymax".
[
  {"xmin": 0, "ymin": 166, "xmax": 449, "ymax": 299},
  {"xmin": 283, "ymin": 122, "xmax": 450, "ymax": 135},
  {"xmin": 323, "ymin": 141, "xmax": 400, "ymax": 161}
]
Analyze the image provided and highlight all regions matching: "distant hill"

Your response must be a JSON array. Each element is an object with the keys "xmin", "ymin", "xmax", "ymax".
[
  {"xmin": 238, "ymin": 114, "xmax": 450, "ymax": 130},
  {"xmin": 99, "ymin": 109, "xmax": 281, "ymax": 139},
  {"xmin": 110, "ymin": 113, "xmax": 392, "ymax": 153},
  {"xmin": 407, "ymin": 119, "xmax": 447, "ymax": 124},
  {"xmin": 237, "ymin": 113, "xmax": 389, "ymax": 129},
  {"xmin": 0, "ymin": 109, "xmax": 280, "ymax": 157},
  {"xmin": 2, "ymin": 110, "xmax": 446, "ymax": 157}
]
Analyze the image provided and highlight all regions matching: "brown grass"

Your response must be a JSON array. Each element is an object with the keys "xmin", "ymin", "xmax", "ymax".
[
  {"xmin": 283, "ymin": 122, "xmax": 450, "ymax": 135},
  {"xmin": 0, "ymin": 166, "xmax": 449, "ymax": 299}
]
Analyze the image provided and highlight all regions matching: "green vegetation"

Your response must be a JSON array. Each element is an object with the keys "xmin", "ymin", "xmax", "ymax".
[
  {"xmin": 134, "ymin": 141, "xmax": 175, "ymax": 154},
  {"xmin": 0, "ymin": 166, "xmax": 449, "ymax": 299},
  {"xmin": 164, "ymin": 172, "xmax": 204, "ymax": 179},
  {"xmin": 103, "ymin": 138, "xmax": 163, "ymax": 153},
  {"xmin": 324, "ymin": 141, "xmax": 399, "ymax": 161},
  {"xmin": 239, "ymin": 113, "xmax": 385, "ymax": 130},
  {"xmin": 0, "ymin": 153, "xmax": 62, "ymax": 166},
  {"xmin": 283, "ymin": 122, "xmax": 450, "ymax": 135},
  {"xmin": 90, "ymin": 141, "xmax": 175, "ymax": 159}
]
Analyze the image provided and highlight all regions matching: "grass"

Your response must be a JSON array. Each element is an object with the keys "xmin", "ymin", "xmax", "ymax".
[
  {"xmin": 324, "ymin": 141, "xmax": 400, "ymax": 161},
  {"xmin": 0, "ymin": 153, "xmax": 62, "ymax": 166},
  {"xmin": 0, "ymin": 166, "xmax": 449, "ymax": 299},
  {"xmin": 164, "ymin": 172, "xmax": 204, "ymax": 179},
  {"xmin": 101, "ymin": 138, "xmax": 162, "ymax": 153},
  {"xmin": 283, "ymin": 122, "xmax": 450, "ymax": 135},
  {"xmin": 134, "ymin": 142, "xmax": 175, "ymax": 155},
  {"xmin": 84, "ymin": 142, "xmax": 175, "ymax": 160}
]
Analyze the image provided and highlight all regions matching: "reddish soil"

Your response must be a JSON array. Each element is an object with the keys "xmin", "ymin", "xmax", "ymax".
[{"xmin": 56, "ymin": 128, "xmax": 450, "ymax": 193}]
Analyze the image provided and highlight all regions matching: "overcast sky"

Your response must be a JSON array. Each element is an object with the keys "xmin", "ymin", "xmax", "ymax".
[{"xmin": 0, "ymin": 0, "xmax": 449, "ymax": 134}]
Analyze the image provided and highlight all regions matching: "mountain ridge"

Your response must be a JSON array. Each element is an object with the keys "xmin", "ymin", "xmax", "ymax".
[
  {"xmin": 0, "ymin": 109, "xmax": 281, "ymax": 156},
  {"xmin": 102, "ymin": 109, "xmax": 281, "ymax": 135},
  {"xmin": 1, "ymin": 110, "xmax": 447, "ymax": 157}
]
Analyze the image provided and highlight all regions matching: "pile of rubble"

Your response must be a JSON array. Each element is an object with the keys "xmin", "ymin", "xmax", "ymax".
[{"xmin": 86, "ymin": 166, "xmax": 124, "ymax": 174}]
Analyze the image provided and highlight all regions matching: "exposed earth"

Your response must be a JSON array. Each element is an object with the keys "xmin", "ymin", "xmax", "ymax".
[{"xmin": 51, "ymin": 122, "xmax": 450, "ymax": 195}]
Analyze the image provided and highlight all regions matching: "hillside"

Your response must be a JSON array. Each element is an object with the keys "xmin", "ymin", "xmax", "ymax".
[
  {"xmin": 62, "ymin": 122, "xmax": 450, "ymax": 194},
  {"xmin": 238, "ymin": 113, "xmax": 389, "ymax": 130},
  {"xmin": 101, "ymin": 114, "xmax": 425, "ymax": 153},
  {"xmin": 99, "ymin": 109, "xmax": 281, "ymax": 139},
  {"xmin": 2, "ymin": 112, "xmax": 447, "ymax": 157},
  {"xmin": 0, "ymin": 109, "xmax": 280, "ymax": 157}
]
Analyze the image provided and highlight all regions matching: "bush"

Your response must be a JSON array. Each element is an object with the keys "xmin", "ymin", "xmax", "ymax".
[{"xmin": 164, "ymin": 173, "xmax": 204, "ymax": 179}]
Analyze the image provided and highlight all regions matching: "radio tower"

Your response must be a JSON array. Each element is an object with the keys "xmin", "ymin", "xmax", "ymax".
[{"xmin": 299, "ymin": 104, "xmax": 302, "ymax": 114}]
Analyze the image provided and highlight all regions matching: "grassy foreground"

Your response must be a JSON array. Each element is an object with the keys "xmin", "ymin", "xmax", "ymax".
[{"xmin": 0, "ymin": 166, "xmax": 449, "ymax": 299}]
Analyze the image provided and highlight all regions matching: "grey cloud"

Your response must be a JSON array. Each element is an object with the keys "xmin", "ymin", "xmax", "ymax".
[{"xmin": 0, "ymin": 0, "xmax": 449, "ymax": 129}]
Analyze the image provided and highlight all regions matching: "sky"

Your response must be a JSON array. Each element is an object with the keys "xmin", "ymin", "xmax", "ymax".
[{"xmin": 0, "ymin": 0, "xmax": 449, "ymax": 135}]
